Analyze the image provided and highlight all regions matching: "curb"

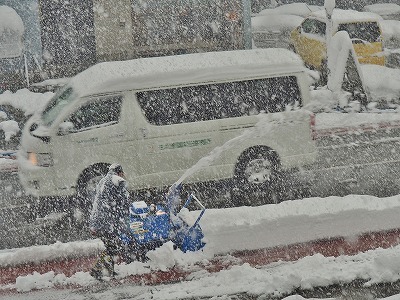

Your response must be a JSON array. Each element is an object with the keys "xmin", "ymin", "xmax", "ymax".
[{"xmin": 1, "ymin": 228, "xmax": 399, "ymax": 292}]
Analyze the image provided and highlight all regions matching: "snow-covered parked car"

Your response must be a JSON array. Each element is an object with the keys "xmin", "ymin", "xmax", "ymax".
[
  {"xmin": 290, "ymin": 9, "xmax": 385, "ymax": 73},
  {"xmin": 252, "ymin": 3, "xmax": 322, "ymax": 49},
  {"xmin": 362, "ymin": 3, "xmax": 400, "ymax": 68}
]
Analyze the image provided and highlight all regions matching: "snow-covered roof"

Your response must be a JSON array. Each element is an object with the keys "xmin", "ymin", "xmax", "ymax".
[
  {"xmin": 0, "ymin": 5, "xmax": 24, "ymax": 59},
  {"xmin": 310, "ymin": 8, "xmax": 383, "ymax": 24},
  {"xmin": 70, "ymin": 49, "xmax": 306, "ymax": 97},
  {"xmin": 258, "ymin": 3, "xmax": 322, "ymax": 18},
  {"xmin": 251, "ymin": 14, "xmax": 303, "ymax": 32}
]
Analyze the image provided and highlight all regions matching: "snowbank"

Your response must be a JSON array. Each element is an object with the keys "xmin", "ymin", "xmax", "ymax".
[
  {"xmin": 2, "ymin": 194, "xmax": 400, "ymax": 268},
  {"xmin": 3, "ymin": 194, "xmax": 400, "ymax": 296},
  {"xmin": 0, "ymin": 89, "xmax": 53, "ymax": 117}
]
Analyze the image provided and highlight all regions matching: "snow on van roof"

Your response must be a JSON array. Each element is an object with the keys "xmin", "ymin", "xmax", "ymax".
[
  {"xmin": 70, "ymin": 49, "xmax": 305, "ymax": 97},
  {"xmin": 311, "ymin": 8, "xmax": 382, "ymax": 24}
]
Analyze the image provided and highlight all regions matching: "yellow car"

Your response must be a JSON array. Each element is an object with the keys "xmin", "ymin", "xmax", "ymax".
[{"xmin": 290, "ymin": 9, "xmax": 385, "ymax": 71}]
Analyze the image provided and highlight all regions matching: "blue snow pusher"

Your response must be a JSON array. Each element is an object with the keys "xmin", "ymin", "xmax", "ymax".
[{"xmin": 120, "ymin": 184, "xmax": 206, "ymax": 262}]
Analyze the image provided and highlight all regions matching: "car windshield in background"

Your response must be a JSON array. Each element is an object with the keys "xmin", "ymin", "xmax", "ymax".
[
  {"xmin": 41, "ymin": 86, "xmax": 75, "ymax": 126},
  {"xmin": 138, "ymin": 76, "xmax": 301, "ymax": 126},
  {"xmin": 302, "ymin": 18, "xmax": 326, "ymax": 36},
  {"xmin": 337, "ymin": 22, "xmax": 381, "ymax": 43}
]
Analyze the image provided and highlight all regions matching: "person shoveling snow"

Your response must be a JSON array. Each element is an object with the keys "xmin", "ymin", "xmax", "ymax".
[{"xmin": 88, "ymin": 163, "xmax": 205, "ymax": 281}]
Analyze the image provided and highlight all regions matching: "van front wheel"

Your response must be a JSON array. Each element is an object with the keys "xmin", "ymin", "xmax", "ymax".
[
  {"xmin": 232, "ymin": 147, "xmax": 281, "ymax": 206},
  {"xmin": 77, "ymin": 164, "xmax": 109, "ymax": 213}
]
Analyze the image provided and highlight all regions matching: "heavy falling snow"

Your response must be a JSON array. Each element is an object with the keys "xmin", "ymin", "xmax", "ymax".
[{"xmin": 2, "ymin": 1, "xmax": 400, "ymax": 300}]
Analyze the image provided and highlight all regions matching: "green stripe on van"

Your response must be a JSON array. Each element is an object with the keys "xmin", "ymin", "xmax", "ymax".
[{"xmin": 159, "ymin": 138, "xmax": 211, "ymax": 150}]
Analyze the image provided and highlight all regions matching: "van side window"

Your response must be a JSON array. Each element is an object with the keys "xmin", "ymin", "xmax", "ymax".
[
  {"xmin": 137, "ymin": 76, "xmax": 301, "ymax": 126},
  {"xmin": 67, "ymin": 96, "xmax": 123, "ymax": 132}
]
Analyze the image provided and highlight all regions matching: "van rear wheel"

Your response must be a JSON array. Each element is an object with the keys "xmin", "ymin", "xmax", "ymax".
[
  {"xmin": 77, "ymin": 164, "xmax": 109, "ymax": 213},
  {"xmin": 232, "ymin": 147, "xmax": 281, "ymax": 206}
]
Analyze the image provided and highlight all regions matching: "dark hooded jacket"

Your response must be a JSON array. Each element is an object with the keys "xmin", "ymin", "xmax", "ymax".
[{"xmin": 89, "ymin": 169, "xmax": 130, "ymax": 235}]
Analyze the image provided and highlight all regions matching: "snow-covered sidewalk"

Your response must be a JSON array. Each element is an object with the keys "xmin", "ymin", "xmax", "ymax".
[{"xmin": 2, "ymin": 194, "xmax": 400, "ymax": 296}]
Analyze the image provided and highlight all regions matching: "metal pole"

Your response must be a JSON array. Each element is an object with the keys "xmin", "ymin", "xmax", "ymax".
[
  {"xmin": 242, "ymin": 0, "xmax": 252, "ymax": 49},
  {"xmin": 24, "ymin": 53, "xmax": 30, "ymax": 87}
]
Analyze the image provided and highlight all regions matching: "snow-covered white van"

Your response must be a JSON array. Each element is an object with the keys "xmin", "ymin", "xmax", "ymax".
[{"xmin": 18, "ymin": 49, "xmax": 316, "ymax": 209}]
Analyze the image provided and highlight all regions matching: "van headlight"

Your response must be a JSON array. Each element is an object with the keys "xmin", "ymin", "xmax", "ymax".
[{"xmin": 28, "ymin": 152, "xmax": 53, "ymax": 167}]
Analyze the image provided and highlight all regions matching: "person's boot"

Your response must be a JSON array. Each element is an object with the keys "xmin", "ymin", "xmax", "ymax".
[
  {"xmin": 103, "ymin": 254, "xmax": 117, "ymax": 278},
  {"xmin": 90, "ymin": 268, "xmax": 103, "ymax": 281},
  {"xmin": 90, "ymin": 251, "xmax": 109, "ymax": 280}
]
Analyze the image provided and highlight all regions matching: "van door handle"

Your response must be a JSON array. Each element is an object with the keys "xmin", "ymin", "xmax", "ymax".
[
  {"xmin": 111, "ymin": 133, "xmax": 124, "ymax": 138},
  {"xmin": 140, "ymin": 128, "xmax": 148, "ymax": 138}
]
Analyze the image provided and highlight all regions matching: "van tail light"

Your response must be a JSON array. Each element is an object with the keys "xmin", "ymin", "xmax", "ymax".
[{"xmin": 310, "ymin": 113, "xmax": 316, "ymax": 140}]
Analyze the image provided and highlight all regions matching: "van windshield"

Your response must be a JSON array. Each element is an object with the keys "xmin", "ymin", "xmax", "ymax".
[
  {"xmin": 337, "ymin": 22, "xmax": 381, "ymax": 43},
  {"xmin": 41, "ymin": 86, "xmax": 76, "ymax": 126}
]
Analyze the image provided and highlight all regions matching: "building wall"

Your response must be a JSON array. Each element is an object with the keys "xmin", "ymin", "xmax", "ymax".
[
  {"xmin": 38, "ymin": 0, "xmax": 96, "ymax": 77},
  {"xmin": 93, "ymin": 0, "xmax": 134, "ymax": 62}
]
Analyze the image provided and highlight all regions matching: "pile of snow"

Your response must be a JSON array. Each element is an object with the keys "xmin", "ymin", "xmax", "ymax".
[
  {"xmin": 0, "ymin": 89, "xmax": 52, "ymax": 144},
  {"xmin": 0, "ymin": 89, "xmax": 53, "ymax": 117},
  {"xmin": 251, "ymin": 14, "xmax": 303, "ymax": 32},
  {"xmin": 0, "ymin": 240, "xmax": 103, "ymax": 268},
  {"xmin": 0, "ymin": 5, "xmax": 24, "ymax": 58},
  {"xmin": 0, "ymin": 120, "xmax": 19, "ymax": 141}
]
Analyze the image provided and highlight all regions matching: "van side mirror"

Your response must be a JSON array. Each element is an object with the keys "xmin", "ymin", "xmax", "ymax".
[{"xmin": 58, "ymin": 121, "xmax": 75, "ymax": 135}]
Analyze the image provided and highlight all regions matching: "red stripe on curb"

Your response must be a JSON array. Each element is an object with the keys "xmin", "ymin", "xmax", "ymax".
[
  {"xmin": 233, "ymin": 228, "xmax": 400, "ymax": 266},
  {"xmin": 1, "ymin": 228, "xmax": 400, "ymax": 293},
  {"xmin": 0, "ymin": 256, "xmax": 96, "ymax": 285}
]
